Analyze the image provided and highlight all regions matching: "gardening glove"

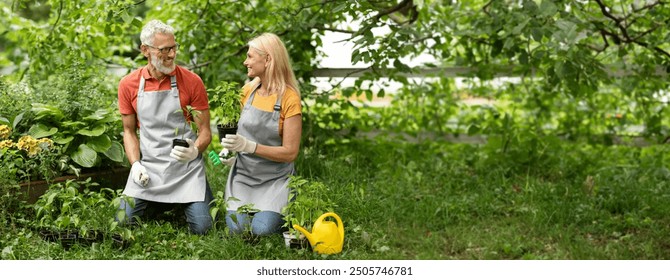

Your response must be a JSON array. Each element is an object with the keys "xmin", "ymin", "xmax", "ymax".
[
  {"xmin": 170, "ymin": 139, "xmax": 199, "ymax": 163},
  {"xmin": 222, "ymin": 134, "xmax": 256, "ymax": 154},
  {"xmin": 219, "ymin": 149, "xmax": 236, "ymax": 166},
  {"xmin": 131, "ymin": 161, "xmax": 149, "ymax": 187}
]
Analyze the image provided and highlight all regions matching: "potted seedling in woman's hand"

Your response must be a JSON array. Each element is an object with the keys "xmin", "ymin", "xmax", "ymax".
[{"xmin": 208, "ymin": 81, "xmax": 242, "ymax": 154}]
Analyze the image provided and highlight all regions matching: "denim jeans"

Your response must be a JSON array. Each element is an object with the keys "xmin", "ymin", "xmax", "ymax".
[
  {"xmin": 225, "ymin": 210, "xmax": 284, "ymax": 236},
  {"xmin": 117, "ymin": 183, "xmax": 214, "ymax": 235}
]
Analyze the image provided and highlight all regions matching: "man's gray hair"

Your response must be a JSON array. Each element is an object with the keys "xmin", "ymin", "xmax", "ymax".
[{"xmin": 140, "ymin": 19, "xmax": 175, "ymax": 46}]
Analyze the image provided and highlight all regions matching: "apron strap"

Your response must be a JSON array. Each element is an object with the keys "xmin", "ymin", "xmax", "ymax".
[
  {"xmin": 170, "ymin": 75, "xmax": 179, "ymax": 97},
  {"xmin": 272, "ymin": 95, "xmax": 281, "ymax": 121},
  {"xmin": 139, "ymin": 77, "xmax": 146, "ymax": 97},
  {"xmin": 170, "ymin": 75, "xmax": 177, "ymax": 88}
]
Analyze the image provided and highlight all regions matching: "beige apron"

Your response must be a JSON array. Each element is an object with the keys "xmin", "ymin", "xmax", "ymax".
[
  {"xmin": 225, "ymin": 85, "xmax": 295, "ymax": 213},
  {"xmin": 123, "ymin": 75, "xmax": 207, "ymax": 203}
]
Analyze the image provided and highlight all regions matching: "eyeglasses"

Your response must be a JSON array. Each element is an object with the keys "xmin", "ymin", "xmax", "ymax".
[{"xmin": 146, "ymin": 43, "xmax": 180, "ymax": 54}]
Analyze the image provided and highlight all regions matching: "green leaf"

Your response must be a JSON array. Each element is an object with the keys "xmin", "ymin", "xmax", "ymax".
[
  {"xmin": 131, "ymin": 17, "xmax": 143, "ymax": 28},
  {"xmin": 393, "ymin": 59, "xmax": 411, "ymax": 73},
  {"xmin": 12, "ymin": 112, "xmax": 24, "ymax": 129},
  {"xmin": 28, "ymin": 124, "xmax": 58, "ymax": 138},
  {"xmin": 31, "ymin": 103, "xmax": 64, "ymax": 121},
  {"xmin": 530, "ymin": 28, "xmax": 544, "ymax": 41},
  {"xmin": 53, "ymin": 136, "xmax": 74, "ymax": 145},
  {"xmin": 539, "ymin": 0, "xmax": 558, "ymax": 17},
  {"xmin": 83, "ymin": 109, "xmax": 111, "ymax": 121},
  {"xmin": 519, "ymin": 50, "xmax": 529, "ymax": 65},
  {"xmin": 512, "ymin": 18, "xmax": 530, "ymax": 35},
  {"xmin": 210, "ymin": 207, "xmax": 219, "ymax": 220},
  {"xmin": 77, "ymin": 125, "xmax": 105, "ymax": 136},
  {"xmin": 103, "ymin": 141, "xmax": 125, "ymax": 162},
  {"xmin": 72, "ymin": 144, "xmax": 98, "ymax": 168},
  {"xmin": 86, "ymin": 135, "xmax": 112, "ymax": 152},
  {"xmin": 351, "ymin": 49, "xmax": 362, "ymax": 64}
]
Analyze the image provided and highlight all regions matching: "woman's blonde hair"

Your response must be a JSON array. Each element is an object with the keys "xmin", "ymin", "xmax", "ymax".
[{"xmin": 247, "ymin": 33, "xmax": 300, "ymax": 97}]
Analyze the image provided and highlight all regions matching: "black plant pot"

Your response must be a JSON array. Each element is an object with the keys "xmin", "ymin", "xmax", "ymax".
[
  {"xmin": 58, "ymin": 231, "xmax": 78, "ymax": 250},
  {"xmin": 283, "ymin": 231, "xmax": 310, "ymax": 249},
  {"xmin": 111, "ymin": 233, "xmax": 130, "ymax": 249},
  {"xmin": 216, "ymin": 124, "xmax": 238, "ymax": 143},
  {"xmin": 39, "ymin": 229, "xmax": 78, "ymax": 249},
  {"xmin": 79, "ymin": 229, "xmax": 104, "ymax": 246},
  {"xmin": 290, "ymin": 238, "xmax": 310, "ymax": 249},
  {"xmin": 172, "ymin": 139, "xmax": 189, "ymax": 148},
  {"xmin": 39, "ymin": 229, "xmax": 59, "ymax": 242}
]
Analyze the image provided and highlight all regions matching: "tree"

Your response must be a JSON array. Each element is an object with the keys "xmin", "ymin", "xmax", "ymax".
[{"xmin": 2, "ymin": 0, "xmax": 669, "ymax": 144}]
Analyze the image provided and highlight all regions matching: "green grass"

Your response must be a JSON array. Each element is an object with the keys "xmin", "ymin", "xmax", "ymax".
[{"xmin": 2, "ymin": 136, "xmax": 670, "ymax": 259}]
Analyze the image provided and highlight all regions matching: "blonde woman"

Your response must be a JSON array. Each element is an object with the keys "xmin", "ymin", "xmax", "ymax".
[{"xmin": 218, "ymin": 33, "xmax": 302, "ymax": 235}]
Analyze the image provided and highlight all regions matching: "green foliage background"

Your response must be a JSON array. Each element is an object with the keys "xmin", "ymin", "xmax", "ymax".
[{"xmin": 2, "ymin": 0, "xmax": 668, "ymax": 145}]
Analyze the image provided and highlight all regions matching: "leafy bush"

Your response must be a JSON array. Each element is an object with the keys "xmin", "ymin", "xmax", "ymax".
[
  {"xmin": 0, "ymin": 59, "xmax": 124, "ymax": 171},
  {"xmin": 33, "ymin": 178, "xmax": 124, "ymax": 235}
]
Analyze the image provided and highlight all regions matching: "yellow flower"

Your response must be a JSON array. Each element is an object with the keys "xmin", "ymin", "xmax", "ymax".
[
  {"xmin": 0, "ymin": 125, "xmax": 10, "ymax": 139},
  {"xmin": 0, "ymin": 139, "xmax": 14, "ymax": 149},
  {"xmin": 17, "ymin": 135, "xmax": 41, "ymax": 157}
]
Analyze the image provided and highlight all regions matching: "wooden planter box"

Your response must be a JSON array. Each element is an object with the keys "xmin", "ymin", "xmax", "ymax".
[{"xmin": 18, "ymin": 167, "xmax": 130, "ymax": 204}]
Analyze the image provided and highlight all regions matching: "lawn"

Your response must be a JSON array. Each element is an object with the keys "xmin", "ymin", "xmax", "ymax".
[{"xmin": 2, "ymin": 134, "xmax": 669, "ymax": 260}]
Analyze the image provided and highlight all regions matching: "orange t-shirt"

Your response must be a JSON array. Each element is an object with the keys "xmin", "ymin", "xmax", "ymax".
[
  {"xmin": 241, "ymin": 83, "xmax": 302, "ymax": 137},
  {"xmin": 118, "ymin": 65, "xmax": 209, "ymax": 125}
]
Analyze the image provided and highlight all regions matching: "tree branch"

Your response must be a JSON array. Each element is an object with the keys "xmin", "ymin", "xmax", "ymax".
[
  {"xmin": 593, "ymin": 0, "xmax": 670, "ymax": 59},
  {"xmin": 49, "ymin": 1, "xmax": 63, "ymax": 36},
  {"xmin": 372, "ymin": 0, "xmax": 413, "ymax": 22}
]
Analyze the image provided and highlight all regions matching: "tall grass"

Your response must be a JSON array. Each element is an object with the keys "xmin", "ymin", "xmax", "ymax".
[{"xmin": 2, "ymin": 136, "xmax": 669, "ymax": 259}]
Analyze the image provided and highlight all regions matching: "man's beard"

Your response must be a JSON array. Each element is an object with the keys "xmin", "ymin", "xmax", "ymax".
[{"xmin": 151, "ymin": 55, "xmax": 176, "ymax": 74}]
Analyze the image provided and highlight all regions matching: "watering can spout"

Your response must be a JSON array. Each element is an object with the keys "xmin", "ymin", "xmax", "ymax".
[{"xmin": 292, "ymin": 224, "xmax": 316, "ymax": 245}]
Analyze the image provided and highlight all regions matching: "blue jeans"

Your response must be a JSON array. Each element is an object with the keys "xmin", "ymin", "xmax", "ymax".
[
  {"xmin": 117, "ymin": 184, "xmax": 214, "ymax": 235},
  {"xmin": 225, "ymin": 210, "xmax": 284, "ymax": 236}
]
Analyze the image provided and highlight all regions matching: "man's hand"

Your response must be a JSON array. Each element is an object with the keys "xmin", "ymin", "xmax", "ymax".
[
  {"xmin": 222, "ymin": 134, "xmax": 257, "ymax": 154},
  {"xmin": 131, "ymin": 161, "xmax": 149, "ymax": 187},
  {"xmin": 170, "ymin": 139, "xmax": 199, "ymax": 163}
]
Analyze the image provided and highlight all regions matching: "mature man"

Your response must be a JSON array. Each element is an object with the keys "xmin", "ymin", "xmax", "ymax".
[{"xmin": 117, "ymin": 19, "xmax": 213, "ymax": 234}]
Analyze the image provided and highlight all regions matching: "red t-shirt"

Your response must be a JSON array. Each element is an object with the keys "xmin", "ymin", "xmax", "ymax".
[{"xmin": 118, "ymin": 65, "xmax": 209, "ymax": 125}]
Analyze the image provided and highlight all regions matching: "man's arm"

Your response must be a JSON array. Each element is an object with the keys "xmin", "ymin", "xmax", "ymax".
[
  {"xmin": 121, "ymin": 114, "xmax": 141, "ymax": 164},
  {"xmin": 193, "ymin": 109, "xmax": 212, "ymax": 153}
]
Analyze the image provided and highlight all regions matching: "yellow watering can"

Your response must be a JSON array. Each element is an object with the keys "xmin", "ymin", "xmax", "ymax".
[{"xmin": 292, "ymin": 212, "xmax": 344, "ymax": 254}]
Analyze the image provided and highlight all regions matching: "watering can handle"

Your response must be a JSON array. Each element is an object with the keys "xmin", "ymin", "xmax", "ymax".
[{"xmin": 322, "ymin": 212, "xmax": 344, "ymax": 244}]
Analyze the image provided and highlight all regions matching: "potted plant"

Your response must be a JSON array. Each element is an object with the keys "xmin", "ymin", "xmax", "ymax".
[
  {"xmin": 109, "ymin": 191, "xmax": 136, "ymax": 249},
  {"xmin": 172, "ymin": 105, "xmax": 200, "ymax": 148},
  {"xmin": 77, "ymin": 187, "xmax": 118, "ymax": 246},
  {"xmin": 208, "ymin": 81, "xmax": 242, "ymax": 145},
  {"xmin": 281, "ymin": 176, "xmax": 335, "ymax": 249},
  {"xmin": 33, "ymin": 178, "xmax": 99, "ymax": 249}
]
